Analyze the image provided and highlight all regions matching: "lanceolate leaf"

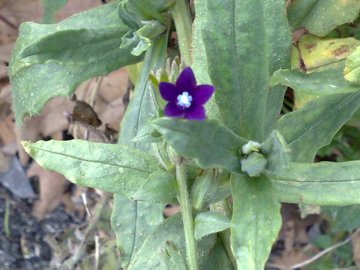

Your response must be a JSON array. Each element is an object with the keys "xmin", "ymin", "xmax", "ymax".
[
  {"xmin": 203, "ymin": 238, "xmax": 234, "ymax": 270},
  {"xmin": 271, "ymin": 63, "xmax": 360, "ymax": 96},
  {"xmin": 9, "ymin": 3, "xmax": 141, "ymax": 124},
  {"xmin": 191, "ymin": 170, "xmax": 230, "ymax": 211},
  {"xmin": 230, "ymin": 175, "xmax": 281, "ymax": 270},
  {"xmin": 268, "ymin": 161, "xmax": 360, "ymax": 205},
  {"xmin": 114, "ymin": 35, "xmax": 169, "ymax": 269},
  {"xmin": 263, "ymin": 1, "xmax": 291, "ymax": 137},
  {"xmin": 153, "ymin": 118, "xmax": 247, "ymax": 173},
  {"xmin": 287, "ymin": 0, "xmax": 360, "ymax": 37},
  {"xmin": 128, "ymin": 214, "xmax": 217, "ymax": 270},
  {"xmin": 201, "ymin": 0, "xmax": 289, "ymax": 141},
  {"xmin": 160, "ymin": 242, "xmax": 187, "ymax": 270},
  {"xmin": 120, "ymin": 36, "xmax": 167, "ymax": 150},
  {"xmin": 277, "ymin": 91, "xmax": 360, "ymax": 162},
  {"xmin": 192, "ymin": 0, "xmax": 220, "ymax": 120},
  {"xmin": 22, "ymin": 139, "xmax": 176, "ymax": 202},
  {"xmin": 111, "ymin": 195, "xmax": 164, "ymax": 268},
  {"xmin": 194, "ymin": 211, "xmax": 230, "ymax": 240}
]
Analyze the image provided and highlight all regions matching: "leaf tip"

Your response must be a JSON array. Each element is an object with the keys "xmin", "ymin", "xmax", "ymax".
[{"xmin": 21, "ymin": 141, "xmax": 32, "ymax": 153}]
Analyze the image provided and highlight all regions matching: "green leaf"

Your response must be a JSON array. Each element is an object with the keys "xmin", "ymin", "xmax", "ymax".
[
  {"xmin": 203, "ymin": 237, "xmax": 234, "ymax": 270},
  {"xmin": 113, "ymin": 34, "xmax": 169, "ymax": 269},
  {"xmin": 23, "ymin": 139, "xmax": 176, "ymax": 203},
  {"xmin": 128, "ymin": 214, "xmax": 217, "ymax": 270},
  {"xmin": 263, "ymin": 1, "xmax": 291, "ymax": 137},
  {"xmin": 272, "ymin": 63, "xmax": 360, "ymax": 96},
  {"xmin": 118, "ymin": 0, "xmax": 173, "ymax": 56},
  {"xmin": 322, "ymin": 205, "xmax": 360, "ymax": 232},
  {"xmin": 277, "ymin": 91, "xmax": 360, "ymax": 162},
  {"xmin": 121, "ymin": 20, "xmax": 167, "ymax": 56},
  {"xmin": 261, "ymin": 130, "xmax": 290, "ymax": 172},
  {"xmin": 240, "ymin": 153, "xmax": 267, "ymax": 178},
  {"xmin": 42, "ymin": 0, "xmax": 68, "ymax": 23},
  {"xmin": 120, "ymin": 36, "xmax": 167, "ymax": 150},
  {"xmin": 118, "ymin": 0, "xmax": 174, "ymax": 26},
  {"xmin": 230, "ymin": 175, "xmax": 281, "ymax": 270},
  {"xmin": 153, "ymin": 118, "xmax": 247, "ymax": 173},
  {"xmin": 192, "ymin": 0, "xmax": 220, "ymax": 120},
  {"xmin": 160, "ymin": 242, "xmax": 188, "ymax": 270},
  {"xmin": 287, "ymin": 0, "xmax": 360, "ymax": 37},
  {"xmin": 9, "ymin": 3, "xmax": 141, "ymax": 124},
  {"xmin": 344, "ymin": 46, "xmax": 360, "ymax": 85},
  {"xmin": 268, "ymin": 161, "xmax": 360, "ymax": 205},
  {"xmin": 201, "ymin": 0, "xmax": 290, "ymax": 141},
  {"xmin": 191, "ymin": 170, "xmax": 230, "ymax": 211},
  {"xmin": 111, "ymin": 196, "xmax": 164, "ymax": 268},
  {"xmin": 194, "ymin": 211, "xmax": 230, "ymax": 240}
]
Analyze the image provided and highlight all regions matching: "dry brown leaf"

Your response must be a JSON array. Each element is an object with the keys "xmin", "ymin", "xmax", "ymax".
[
  {"xmin": 28, "ymin": 162, "xmax": 68, "ymax": 220},
  {"xmin": 77, "ymin": 68, "xmax": 129, "ymax": 129}
]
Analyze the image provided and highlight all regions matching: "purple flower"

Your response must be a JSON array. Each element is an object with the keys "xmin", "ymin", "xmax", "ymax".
[{"xmin": 159, "ymin": 67, "xmax": 215, "ymax": 121}]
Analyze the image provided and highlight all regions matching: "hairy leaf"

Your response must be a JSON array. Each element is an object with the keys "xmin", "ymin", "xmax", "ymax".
[
  {"xmin": 153, "ymin": 118, "xmax": 247, "ymax": 173},
  {"xmin": 111, "ymin": 195, "xmax": 164, "ymax": 268},
  {"xmin": 277, "ymin": 91, "xmax": 360, "ymax": 162},
  {"xmin": 263, "ymin": 1, "xmax": 291, "ymax": 136},
  {"xmin": 194, "ymin": 211, "xmax": 230, "ymax": 240},
  {"xmin": 160, "ymin": 242, "xmax": 187, "ymax": 270},
  {"xmin": 203, "ymin": 237, "xmax": 234, "ymax": 270},
  {"xmin": 113, "ymin": 35, "xmax": 169, "ymax": 268},
  {"xmin": 9, "ymin": 3, "xmax": 141, "ymax": 124},
  {"xmin": 288, "ymin": 0, "xmax": 360, "ymax": 36},
  {"xmin": 268, "ymin": 161, "xmax": 360, "ymax": 205},
  {"xmin": 128, "ymin": 214, "xmax": 217, "ymax": 270},
  {"xmin": 118, "ymin": 0, "xmax": 173, "ymax": 56},
  {"xmin": 272, "ymin": 63, "xmax": 360, "ymax": 96},
  {"xmin": 23, "ymin": 139, "xmax": 175, "ymax": 202},
  {"xmin": 230, "ymin": 175, "xmax": 281, "ymax": 270},
  {"xmin": 192, "ymin": 0, "xmax": 220, "ymax": 120},
  {"xmin": 201, "ymin": 0, "xmax": 289, "ymax": 141},
  {"xmin": 191, "ymin": 170, "xmax": 230, "ymax": 211}
]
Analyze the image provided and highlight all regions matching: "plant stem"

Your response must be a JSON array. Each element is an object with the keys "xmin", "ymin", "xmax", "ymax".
[
  {"xmin": 172, "ymin": 0, "xmax": 193, "ymax": 66},
  {"xmin": 175, "ymin": 156, "xmax": 199, "ymax": 270}
]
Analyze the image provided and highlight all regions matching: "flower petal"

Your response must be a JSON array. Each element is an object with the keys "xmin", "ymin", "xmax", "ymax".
[
  {"xmin": 164, "ymin": 103, "xmax": 185, "ymax": 118},
  {"xmin": 176, "ymin": 67, "xmax": 196, "ymax": 92},
  {"xmin": 192, "ymin": 85, "xmax": 215, "ymax": 105},
  {"xmin": 185, "ymin": 105, "xmax": 205, "ymax": 121},
  {"xmin": 159, "ymin": 82, "xmax": 182, "ymax": 103}
]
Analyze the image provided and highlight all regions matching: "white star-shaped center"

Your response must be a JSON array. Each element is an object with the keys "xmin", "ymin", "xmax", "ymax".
[{"xmin": 177, "ymin": 92, "xmax": 193, "ymax": 108}]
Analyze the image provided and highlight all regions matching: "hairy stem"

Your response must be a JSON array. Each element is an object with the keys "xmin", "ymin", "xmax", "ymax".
[
  {"xmin": 172, "ymin": 0, "xmax": 193, "ymax": 65},
  {"xmin": 175, "ymin": 156, "xmax": 199, "ymax": 270}
]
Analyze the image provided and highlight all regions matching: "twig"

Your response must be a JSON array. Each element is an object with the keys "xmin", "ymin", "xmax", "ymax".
[
  {"xmin": 62, "ymin": 192, "xmax": 112, "ymax": 270},
  {"xmin": 268, "ymin": 228, "xmax": 360, "ymax": 270},
  {"xmin": 0, "ymin": 14, "xmax": 17, "ymax": 30}
]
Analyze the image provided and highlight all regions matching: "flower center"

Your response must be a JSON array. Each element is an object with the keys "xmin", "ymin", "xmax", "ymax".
[{"xmin": 177, "ymin": 92, "xmax": 192, "ymax": 108}]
